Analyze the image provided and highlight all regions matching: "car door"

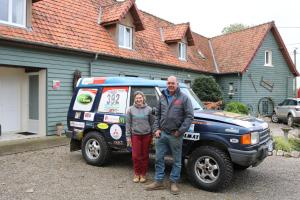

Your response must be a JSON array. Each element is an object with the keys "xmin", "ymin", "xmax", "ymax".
[{"xmin": 277, "ymin": 99, "xmax": 290, "ymax": 119}]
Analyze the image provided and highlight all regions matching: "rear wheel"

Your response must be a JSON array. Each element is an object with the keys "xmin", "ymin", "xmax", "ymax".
[
  {"xmin": 287, "ymin": 114, "xmax": 294, "ymax": 127},
  {"xmin": 81, "ymin": 131, "xmax": 110, "ymax": 166},
  {"xmin": 187, "ymin": 146, "xmax": 233, "ymax": 192},
  {"xmin": 271, "ymin": 113, "xmax": 279, "ymax": 123}
]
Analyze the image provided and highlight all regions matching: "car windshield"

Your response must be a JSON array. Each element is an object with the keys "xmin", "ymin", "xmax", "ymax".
[{"xmin": 159, "ymin": 87, "xmax": 204, "ymax": 110}]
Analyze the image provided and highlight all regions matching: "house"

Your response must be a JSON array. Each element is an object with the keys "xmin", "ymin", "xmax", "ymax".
[
  {"xmin": 212, "ymin": 23, "xmax": 299, "ymax": 116},
  {"xmin": 0, "ymin": 0, "xmax": 297, "ymax": 136}
]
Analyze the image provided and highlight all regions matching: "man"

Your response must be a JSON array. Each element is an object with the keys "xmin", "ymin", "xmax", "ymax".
[{"xmin": 145, "ymin": 76, "xmax": 193, "ymax": 195}]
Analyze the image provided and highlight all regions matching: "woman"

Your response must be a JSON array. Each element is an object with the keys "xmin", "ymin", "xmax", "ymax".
[{"xmin": 126, "ymin": 91, "xmax": 154, "ymax": 183}]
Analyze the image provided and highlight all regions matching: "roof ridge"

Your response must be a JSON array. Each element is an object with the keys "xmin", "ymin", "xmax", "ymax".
[
  {"xmin": 211, "ymin": 21, "xmax": 274, "ymax": 39},
  {"xmin": 140, "ymin": 10, "xmax": 175, "ymax": 26}
]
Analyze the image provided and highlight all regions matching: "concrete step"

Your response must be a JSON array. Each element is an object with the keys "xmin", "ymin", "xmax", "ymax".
[{"xmin": 0, "ymin": 136, "xmax": 69, "ymax": 156}]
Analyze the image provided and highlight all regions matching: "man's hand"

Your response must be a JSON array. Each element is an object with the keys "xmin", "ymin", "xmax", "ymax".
[
  {"xmin": 173, "ymin": 130, "xmax": 180, "ymax": 138},
  {"xmin": 126, "ymin": 138, "xmax": 132, "ymax": 147},
  {"xmin": 154, "ymin": 130, "xmax": 161, "ymax": 138}
]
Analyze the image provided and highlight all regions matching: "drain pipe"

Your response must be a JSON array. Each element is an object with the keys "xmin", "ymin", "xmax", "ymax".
[
  {"xmin": 89, "ymin": 53, "xmax": 99, "ymax": 77},
  {"xmin": 0, "ymin": 124, "xmax": 1, "ymax": 136}
]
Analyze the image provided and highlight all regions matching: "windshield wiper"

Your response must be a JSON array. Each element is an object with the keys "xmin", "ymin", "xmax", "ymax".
[{"xmin": 194, "ymin": 108, "xmax": 201, "ymax": 110}]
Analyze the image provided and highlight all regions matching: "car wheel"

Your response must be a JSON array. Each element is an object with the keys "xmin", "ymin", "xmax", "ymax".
[
  {"xmin": 233, "ymin": 163, "xmax": 250, "ymax": 171},
  {"xmin": 271, "ymin": 113, "xmax": 279, "ymax": 123},
  {"xmin": 287, "ymin": 114, "xmax": 294, "ymax": 127},
  {"xmin": 81, "ymin": 131, "xmax": 110, "ymax": 166},
  {"xmin": 187, "ymin": 146, "xmax": 233, "ymax": 192}
]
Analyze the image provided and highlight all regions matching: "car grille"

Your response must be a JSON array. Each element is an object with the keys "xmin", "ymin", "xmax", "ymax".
[{"xmin": 259, "ymin": 128, "xmax": 271, "ymax": 144}]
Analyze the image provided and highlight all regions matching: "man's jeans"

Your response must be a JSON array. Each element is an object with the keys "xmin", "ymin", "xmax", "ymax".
[{"xmin": 154, "ymin": 131, "xmax": 183, "ymax": 183}]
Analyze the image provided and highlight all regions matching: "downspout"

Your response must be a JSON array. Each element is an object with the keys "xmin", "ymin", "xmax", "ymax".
[
  {"xmin": 89, "ymin": 53, "xmax": 99, "ymax": 77},
  {"xmin": 238, "ymin": 72, "xmax": 241, "ymax": 102}
]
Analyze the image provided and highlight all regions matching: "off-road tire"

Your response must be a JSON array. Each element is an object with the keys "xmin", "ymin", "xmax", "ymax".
[
  {"xmin": 271, "ymin": 113, "xmax": 279, "ymax": 123},
  {"xmin": 187, "ymin": 146, "xmax": 233, "ymax": 192},
  {"xmin": 81, "ymin": 131, "xmax": 110, "ymax": 166}
]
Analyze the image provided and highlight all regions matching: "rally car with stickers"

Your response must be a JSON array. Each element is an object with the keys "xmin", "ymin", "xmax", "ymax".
[{"xmin": 66, "ymin": 77, "xmax": 274, "ymax": 192}]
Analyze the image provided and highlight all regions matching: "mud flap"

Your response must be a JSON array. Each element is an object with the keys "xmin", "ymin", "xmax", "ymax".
[{"xmin": 70, "ymin": 139, "xmax": 81, "ymax": 152}]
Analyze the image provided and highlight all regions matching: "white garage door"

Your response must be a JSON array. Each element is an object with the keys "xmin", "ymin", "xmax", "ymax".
[{"xmin": 0, "ymin": 71, "xmax": 21, "ymax": 133}]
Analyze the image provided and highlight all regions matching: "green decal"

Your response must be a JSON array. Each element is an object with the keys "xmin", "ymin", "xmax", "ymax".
[
  {"xmin": 119, "ymin": 117, "xmax": 126, "ymax": 124},
  {"xmin": 77, "ymin": 94, "xmax": 92, "ymax": 104}
]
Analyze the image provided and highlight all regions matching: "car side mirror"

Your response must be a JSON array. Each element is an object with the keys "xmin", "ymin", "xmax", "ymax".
[{"xmin": 152, "ymin": 107, "xmax": 157, "ymax": 115}]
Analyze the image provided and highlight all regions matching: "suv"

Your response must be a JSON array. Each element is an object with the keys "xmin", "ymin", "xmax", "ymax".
[
  {"xmin": 67, "ymin": 77, "xmax": 274, "ymax": 191},
  {"xmin": 271, "ymin": 98, "xmax": 300, "ymax": 126}
]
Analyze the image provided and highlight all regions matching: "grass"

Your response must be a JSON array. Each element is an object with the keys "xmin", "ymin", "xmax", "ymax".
[{"xmin": 273, "ymin": 136, "xmax": 300, "ymax": 152}]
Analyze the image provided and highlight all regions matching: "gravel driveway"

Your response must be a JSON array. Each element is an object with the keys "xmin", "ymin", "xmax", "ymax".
[{"xmin": 0, "ymin": 146, "xmax": 299, "ymax": 200}]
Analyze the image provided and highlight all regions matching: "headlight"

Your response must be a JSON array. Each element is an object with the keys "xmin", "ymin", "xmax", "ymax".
[
  {"xmin": 251, "ymin": 132, "xmax": 259, "ymax": 144},
  {"xmin": 241, "ymin": 132, "xmax": 260, "ymax": 145}
]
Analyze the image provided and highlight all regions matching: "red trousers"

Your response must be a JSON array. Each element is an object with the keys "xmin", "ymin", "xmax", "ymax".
[{"xmin": 131, "ymin": 133, "xmax": 152, "ymax": 176}]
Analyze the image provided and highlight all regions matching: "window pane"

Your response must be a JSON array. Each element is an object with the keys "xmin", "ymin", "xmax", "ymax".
[
  {"xmin": 125, "ymin": 27, "xmax": 131, "ymax": 48},
  {"xmin": 265, "ymin": 51, "xmax": 269, "ymax": 64},
  {"xmin": 183, "ymin": 43, "xmax": 186, "ymax": 59},
  {"xmin": 119, "ymin": 25, "xmax": 124, "ymax": 47},
  {"xmin": 130, "ymin": 87, "xmax": 159, "ymax": 108},
  {"xmin": 0, "ymin": 0, "xmax": 9, "ymax": 21},
  {"xmin": 12, "ymin": 0, "xmax": 25, "ymax": 25},
  {"xmin": 98, "ymin": 87, "xmax": 129, "ymax": 114},
  {"xmin": 73, "ymin": 89, "xmax": 98, "ymax": 111}
]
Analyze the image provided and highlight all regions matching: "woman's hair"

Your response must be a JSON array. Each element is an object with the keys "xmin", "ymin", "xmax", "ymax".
[{"xmin": 134, "ymin": 91, "xmax": 146, "ymax": 104}]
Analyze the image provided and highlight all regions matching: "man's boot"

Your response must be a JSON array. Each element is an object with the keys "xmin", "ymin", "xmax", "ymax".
[
  {"xmin": 145, "ymin": 181, "xmax": 165, "ymax": 190},
  {"xmin": 170, "ymin": 182, "xmax": 180, "ymax": 195}
]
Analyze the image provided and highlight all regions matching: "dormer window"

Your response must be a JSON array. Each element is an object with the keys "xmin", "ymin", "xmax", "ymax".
[
  {"xmin": 0, "ymin": 0, "xmax": 26, "ymax": 27},
  {"xmin": 179, "ymin": 42, "xmax": 187, "ymax": 61},
  {"xmin": 118, "ymin": 24, "xmax": 133, "ymax": 49}
]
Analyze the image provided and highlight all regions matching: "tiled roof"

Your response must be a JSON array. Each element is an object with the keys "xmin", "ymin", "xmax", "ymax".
[
  {"xmin": 100, "ymin": 0, "xmax": 144, "ymax": 31},
  {"xmin": 0, "ymin": 0, "xmax": 297, "ymax": 76},
  {"xmin": 210, "ymin": 22, "xmax": 298, "ymax": 76},
  {"xmin": 162, "ymin": 23, "xmax": 194, "ymax": 46}
]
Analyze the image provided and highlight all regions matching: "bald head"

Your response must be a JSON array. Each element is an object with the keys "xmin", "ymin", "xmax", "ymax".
[{"xmin": 167, "ymin": 76, "xmax": 178, "ymax": 95}]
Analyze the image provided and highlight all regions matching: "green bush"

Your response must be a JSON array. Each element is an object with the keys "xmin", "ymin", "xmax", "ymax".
[
  {"xmin": 273, "ymin": 137, "xmax": 292, "ymax": 152},
  {"xmin": 224, "ymin": 101, "xmax": 249, "ymax": 115},
  {"xmin": 192, "ymin": 75, "xmax": 223, "ymax": 102}
]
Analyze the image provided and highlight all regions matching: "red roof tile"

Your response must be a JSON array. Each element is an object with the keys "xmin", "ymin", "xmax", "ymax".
[
  {"xmin": 100, "ymin": 0, "xmax": 144, "ymax": 31},
  {"xmin": 0, "ymin": 0, "xmax": 296, "ymax": 76},
  {"xmin": 211, "ymin": 22, "xmax": 298, "ymax": 76},
  {"xmin": 162, "ymin": 23, "xmax": 194, "ymax": 46}
]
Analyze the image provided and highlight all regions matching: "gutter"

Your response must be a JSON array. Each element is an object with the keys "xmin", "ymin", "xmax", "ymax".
[{"xmin": 208, "ymin": 39, "xmax": 219, "ymax": 73}]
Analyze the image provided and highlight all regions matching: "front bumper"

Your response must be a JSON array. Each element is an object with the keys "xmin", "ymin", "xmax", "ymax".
[{"xmin": 228, "ymin": 140, "xmax": 274, "ymax": 167}]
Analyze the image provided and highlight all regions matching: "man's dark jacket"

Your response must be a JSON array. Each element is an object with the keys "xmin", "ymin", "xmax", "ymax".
[{"xmin": 154, "ymin": 88, "xmax": 194, "ymax": 135}]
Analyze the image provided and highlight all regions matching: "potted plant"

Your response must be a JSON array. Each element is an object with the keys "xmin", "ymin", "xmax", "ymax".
[{"xmin": 56, "ymin": 122, "xmax": 64, "ymax": 136}]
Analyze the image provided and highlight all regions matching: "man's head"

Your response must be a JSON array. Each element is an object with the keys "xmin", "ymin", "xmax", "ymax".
[{"xmin": 167, "ymin": 76, "xmax": 178, "ymax": 95}]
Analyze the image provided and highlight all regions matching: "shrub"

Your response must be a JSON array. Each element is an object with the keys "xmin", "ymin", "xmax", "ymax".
[
  {"xmin": 192, "ymin": 75, "xmax": 223, "ymax": 102},
  {"xmin": 273, "ymin": 137, "xmax": 293, "ymax": 152},
  {"xmin": 224, "ymin": 101, "xmax": 249, "ymax": 115}
]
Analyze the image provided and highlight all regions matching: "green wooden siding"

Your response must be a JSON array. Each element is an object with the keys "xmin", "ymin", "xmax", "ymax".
[
  {"xmin": 215, "ymin": 74, "xmax": 241, "ymax": 103},
  {"xmin": 0, "ymin": 44, "xmax": 202, "ymax": 135},
  {"xmin": 240, "ymin": 32, "xmax": 295, "ymax": 115}
]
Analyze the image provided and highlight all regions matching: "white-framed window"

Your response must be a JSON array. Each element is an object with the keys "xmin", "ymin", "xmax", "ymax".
[
  {"xmin": 118, "ymin": 24, "xmax": 133, "ymax": 49},
  {"xmin": 179, "ymin": 42, "xmax": 187, "ymax": 61},
  {"xmin": 0, "ymin": 0, "xmax": 26, "ymax": 27},
  {"xmin": 264, "ymin": 50, "xmax": 273, "ymax": 66}
]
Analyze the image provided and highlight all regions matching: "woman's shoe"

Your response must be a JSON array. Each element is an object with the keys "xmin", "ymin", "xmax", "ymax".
[
  {"xmin": 139, "ymin": 176, "xmax": 146, "ymax": 183},
  {"xmin": 133, "ymin": 175, "xmax": 140, "ymax": 183}
]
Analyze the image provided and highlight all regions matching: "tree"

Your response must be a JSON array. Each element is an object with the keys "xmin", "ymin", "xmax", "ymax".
[
  {"xmin": 192, "ymin": 75, "xmax": 223, "ymax": 102},
  {"xmin": 222, "ymin": 23, "xmax": 250, "ymax": 34}
]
